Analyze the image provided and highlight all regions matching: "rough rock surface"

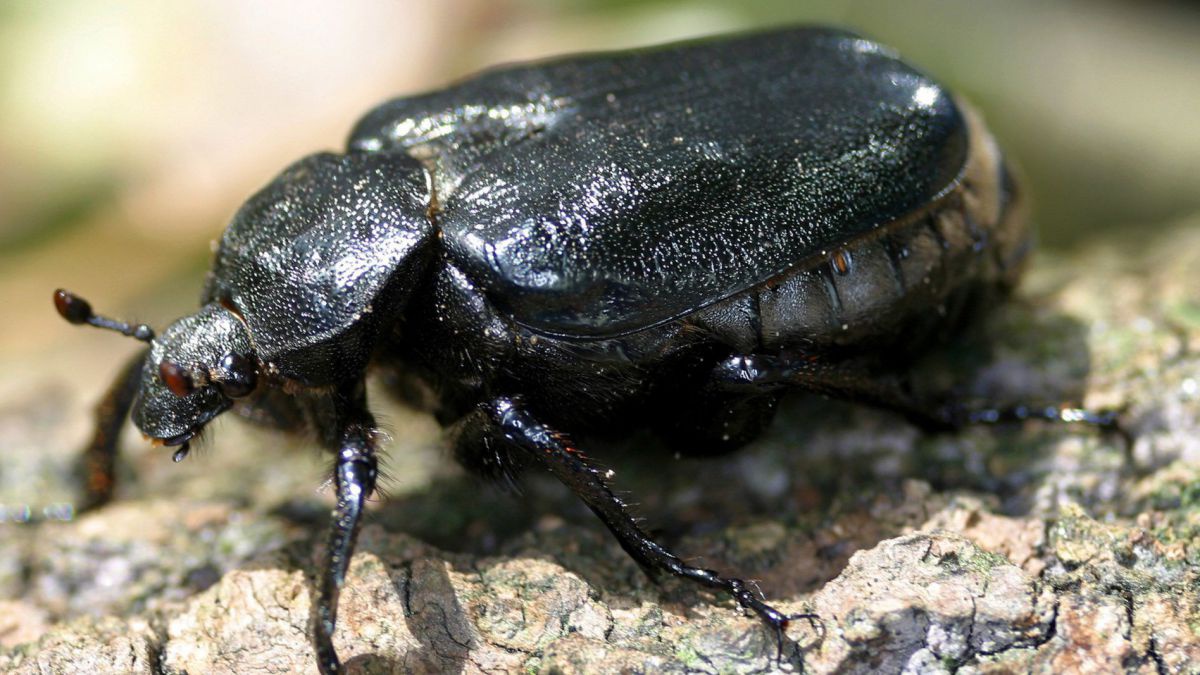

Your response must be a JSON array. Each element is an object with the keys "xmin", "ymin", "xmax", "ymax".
[{"xmin": 2, "ymin": 220, "xmax": 1198, "ymax": 673}]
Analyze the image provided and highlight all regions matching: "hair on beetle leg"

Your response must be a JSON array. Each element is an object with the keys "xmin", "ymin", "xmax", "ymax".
[
  {"xmin": 315, "ymin": 476, "xmax": 335, "ymax": 496},
  {"xmin": 487, "ymin": 435, "xmax": 527, "ymax": 495},
  {"xmin": 366, "ymin": 451, "xmax": 396, "ymax": 504}
]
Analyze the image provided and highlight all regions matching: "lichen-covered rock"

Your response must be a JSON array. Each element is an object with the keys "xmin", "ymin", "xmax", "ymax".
[
  {"xmin": 24, "ymin": 500, "xmax": 294, "ymax": 620},
  {"xmin": 2, "ymin": 201, "xmax": 1198, "ymax": 671},
  {"xmin": 0, "ymin": 601, "xmax": 48, "ymax": 649},
  {"xmin": 0, "ymin": 616, "xmax": 159, "ymax": 675},
  {"xmin": 804, "ymin": 533, "xmax": 1054, "ymax": 673}
]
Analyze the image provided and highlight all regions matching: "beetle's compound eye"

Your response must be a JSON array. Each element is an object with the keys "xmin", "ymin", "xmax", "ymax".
[
  {"xmin": 213, "ymin": 352, "xmax": 257, "ymax": 398},
  {"xmin": 159, "ymin": 360, "xmax": 195, "ymax": 397}
]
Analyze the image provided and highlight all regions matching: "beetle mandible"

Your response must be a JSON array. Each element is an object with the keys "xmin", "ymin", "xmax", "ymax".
[{"xmin": 55, "ymin": 27, "xmax": 1089, "ymax": 673}]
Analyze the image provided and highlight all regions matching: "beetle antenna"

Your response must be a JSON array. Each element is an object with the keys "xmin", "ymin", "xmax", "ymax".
[{"xmin": 54, "ymin": 289, "xmax": 155, "ymax": 343}]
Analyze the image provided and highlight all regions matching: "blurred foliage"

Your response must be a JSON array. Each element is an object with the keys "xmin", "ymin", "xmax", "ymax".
[
  {"xmin": 0, "ymin": 181, "xmax": 117, "ymax": 256},
  {"xmin": 0, "ymin": 0, "xmax": 1197, "ymax": 361},
  {"xmin": 3, "ymin": 0, "xmax": 1198, "ymax": 256}
]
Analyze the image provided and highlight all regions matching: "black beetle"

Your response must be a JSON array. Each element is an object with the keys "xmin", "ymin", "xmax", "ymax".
[{"xmin": 55, "ymin": 26, "xmax": 1103, "ymax": 673}]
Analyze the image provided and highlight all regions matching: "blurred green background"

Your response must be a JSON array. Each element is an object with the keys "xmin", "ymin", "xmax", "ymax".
[{"xmin": 1, "ymin": 0, "xmax": 1198, "ymax": 407}]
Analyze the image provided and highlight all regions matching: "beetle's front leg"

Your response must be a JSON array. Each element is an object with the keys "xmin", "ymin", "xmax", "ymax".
[
  {"xmin": 479, "ymin": 396, "xmax": 816, "ymax": 659},
  {"xmin": 310, "ymin": 385, "xmax": 379, "ymax": 675},
  {"xmin": 76, "ymin": 349, "xmax": 147, "ymax": 511}
]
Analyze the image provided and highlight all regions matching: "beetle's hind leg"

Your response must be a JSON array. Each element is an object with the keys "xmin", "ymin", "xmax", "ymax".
[
  {"xmin": 75, "ymin": 349, "xmax": 146, "ymax": 511},
  {"xmin": 710, "ymin": 353, "xmax": 1122, "ymax": 435},
  {"xmin": 477, "ymin": 395, "xmax": 819, "ymax": 660},
  {"xmin": 309, "ymin": 383, "xmax": 380, "ymax": 675}
]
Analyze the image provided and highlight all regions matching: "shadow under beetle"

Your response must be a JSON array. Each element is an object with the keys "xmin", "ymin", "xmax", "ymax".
[{"xmin": 54, "ymin": 27, "xmax": 1113, "ymax": 673}]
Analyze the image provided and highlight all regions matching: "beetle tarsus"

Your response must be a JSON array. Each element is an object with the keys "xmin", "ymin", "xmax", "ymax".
[
  {"xmin": 934, "ymin": 401, "xmax": 1127, "ymax": 439},
  {"xmin": 310, "ymin": 389, "xmax": 379, "ymax": 675},
  {"xmin": 782, "ymin": 610, "xmax": 825, "ymax": 658}
]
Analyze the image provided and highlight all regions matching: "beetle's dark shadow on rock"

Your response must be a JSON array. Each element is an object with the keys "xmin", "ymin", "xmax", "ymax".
[
  {"xmin": 401, "ymin": 304, "xmax": 1087, "ymax": 538},
  {"xmin": 345, "ymin": 555, "xmax": 473, "ymax": 675},
  {"xmin": 268, "ymin": 525, "xmax": 473, "ymax": 674}
]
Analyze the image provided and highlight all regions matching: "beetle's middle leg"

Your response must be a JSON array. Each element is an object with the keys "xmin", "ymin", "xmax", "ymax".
[
  {"xmin": 710, "ymin": 353, "xmax": 1120, "ymax": 433},
  {"xmin": 309, "ymin": 383, "xmax": 380, "ymax": 675},
  {"xmin": 474, "ymin": 395, "xmax": 817, "ymax": 658}
]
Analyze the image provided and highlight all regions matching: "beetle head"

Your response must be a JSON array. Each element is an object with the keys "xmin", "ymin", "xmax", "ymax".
[
  {"xmin": 54, "ymin": 290, "xmax": 258, "ymax": 459},
  {"xmin": 132, "ymin": 302, "xmax": 258, "ymax": 454}
]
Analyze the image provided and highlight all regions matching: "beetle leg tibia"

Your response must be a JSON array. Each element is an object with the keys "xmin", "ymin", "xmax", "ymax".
[
  {"xmin": 310, "ymin": 388, "xmax": 379, "ymax": 675},
  {"xmin": 711, "ymin": 353, "xmax": 956, "ymax": 430},
  {"xmin": 75, "ymin": 349, "xmax": 147, "ymax": 511},
  {"xmin": 482, "ymin": 395, "xmax": 815, "ymax": 663}
]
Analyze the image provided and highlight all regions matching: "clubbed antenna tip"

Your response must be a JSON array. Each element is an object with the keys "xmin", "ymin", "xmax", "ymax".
[{"xmin": 53, "ymin": 289, "xmax": 156, "ymax": 343}]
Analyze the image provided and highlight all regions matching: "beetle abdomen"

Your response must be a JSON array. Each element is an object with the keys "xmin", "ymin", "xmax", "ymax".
[{"xmin": 694, "ymin": 104, "xmax": 1028, "ymax": 356}]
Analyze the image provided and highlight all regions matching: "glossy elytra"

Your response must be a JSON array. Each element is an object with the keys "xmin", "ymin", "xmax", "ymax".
[{"xmin": 54, "ymin": 27, "xmax": 1112, "ymax": 673}]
